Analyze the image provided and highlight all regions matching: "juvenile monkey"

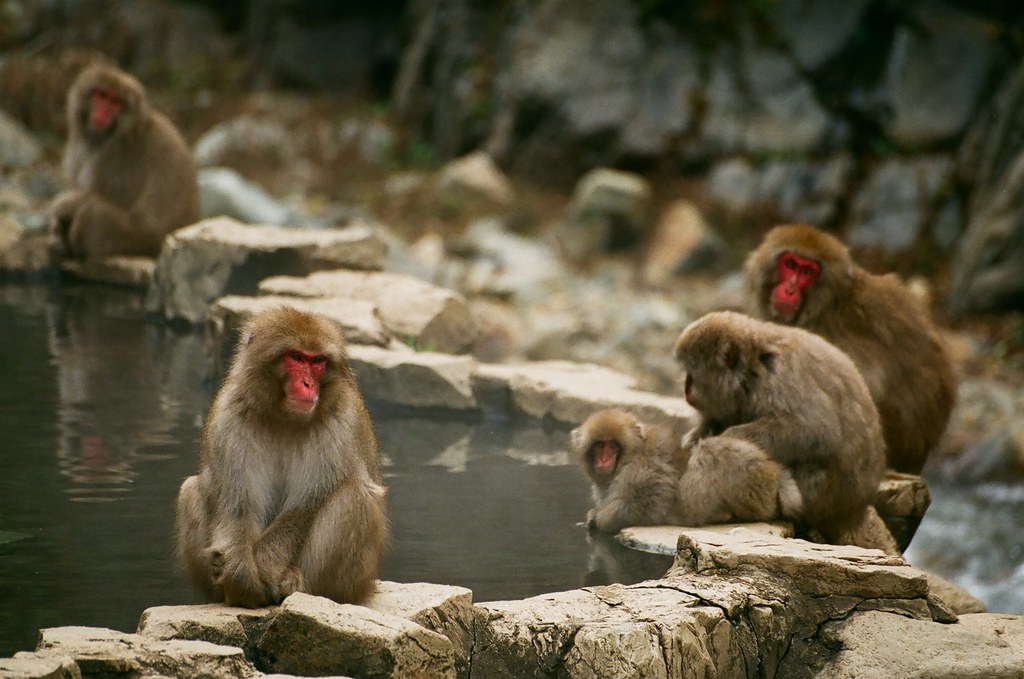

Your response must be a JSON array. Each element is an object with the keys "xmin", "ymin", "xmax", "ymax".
[
  {"xmin": 674, "ymin": 311, "xmax": 888, "ymax": 548},
  {"xmin": 50, "ymin": 64, "xmax": 199, "ymax": 259},
  {"xmin": 176, "ymin": 307, "xmax": 388, "ymax": 607},
  {"xmin": 572, "ymin": 409, "xmax": 781, "ymax": 533},
  {"xmin": 745, "ymin": 224, "xmax": 956, "ymax": 474}
]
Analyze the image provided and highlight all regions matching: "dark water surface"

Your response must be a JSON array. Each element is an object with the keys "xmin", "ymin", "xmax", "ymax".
[
  {"xmin": 0, "ymin": 283, "xmax": 671, "ymax": 656},
  {"xmin": 2, "ymin": 284, "xmax": 1021, "ymax": 656}
]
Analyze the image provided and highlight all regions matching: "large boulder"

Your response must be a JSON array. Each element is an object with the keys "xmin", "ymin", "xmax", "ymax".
[
  {"xmin": 145, "ymin": 217, "xmax": 388, "ymax": 324},
  {"xmin": 557, "ymin": 167, "xmax": 652, "ymax": 260}
]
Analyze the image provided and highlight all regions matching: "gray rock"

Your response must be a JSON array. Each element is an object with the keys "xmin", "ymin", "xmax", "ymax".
[
  {"xmin": 0, "ymin": 653, "xmax": 80, "ymax": 679},
  {"xmin": 950, "ymin": 150, "xmax": 1024, "ymax": 314},
  {"xmin": 618, "ymin": 523, "xmax": 795, "ymax": 556},
  {"xmin": 137, "ymin": 603, "xmax": 273, "ymax": 650},
  {"xmin": 260, "ymin": 269, "xmax": 478, "ymax": 354},
  {"xmin": 35, "ymin": 626, "xmax": 255, "ymax": 679},
  {"xmin": 708, "ymin": 155, "xmax": 853, "ymax": 226},
  {"xmin": 882, "ymin": 2, "xmax": 997, "ymax": 145},
  {"xmin": 701, "ymin": 30, "xmax": 831, "ymax": 155},
  {"xmin": 459, "ymin": 218, "xmax": 567, "ymax": 300},
  {"xmin": 434, "ymin": 150, "xmax": 515, "ymax": 211},
  {"xmin": 348, "ymin": 344, "xmax": 477, "ymax": 411},
  {"xmin": 193, "ymin": 116, "xmax": 291, "ymax": 169},
  {"xmin": 875, "ymin": 471, "xmax": 931, "ymax": 552},
  {"xmin": 848, "ymin": 155, "xmax": 953, "ymax": 253},
  {"xmin": 0, "ymin": 216, "xmax": 51, "ymax": 274},
  {"xmin": 765, "ymin": 0, "xmax": 871, "ymax": 71},
  {"xmin": 0, "ymin": 110, "xmax": 42, "ymax": 168},
  {"xmin": 256, "ymin": 592, "xmax": 455, "ymax": 679},
  {"xmin": 59, "ymin": 256, "xmax": 154, "ymax": 288},
  {"xmin": 145, "ymin": 217, "xmax": 387, "ymax": 324},
  {"xmin": 817, "ymin": 611, "xmax": 1024, "ymax": 678},
  {"xmin": 474, "ymin": 360, "xmax": 695, "ymax": 426},
  {"xmin": 365, "ymin": 581, "xmax": 477, "ymax": 679},
  {"xmin": 198, "ymin": 167, "xmax": 295, "ymax": 226},
  {"xmin": 674, "ymin": 528, "xmax": 927, "ymax": 601},
  {"xmin": 558, "ymin": 167, "xmax": 652, "ymax": 259}
]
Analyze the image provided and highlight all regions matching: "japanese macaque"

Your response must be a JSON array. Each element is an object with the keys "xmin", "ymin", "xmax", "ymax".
[
  {"xmin": 176, "ymin": 307, "xmax": 388, "ymax": 607},
  {"xmin": 745, "ymin": 224, "xmax": 956, "ymax": 474},
  {"xmin": 49, "ymin": 64, "xmax": 199, "ymax": 259},
  {"xmin": 572, "ymin": 409, "xmax": 781, "ymax": 533},
  {"xmin": 674, "ymin": 311, "xmax": 892, "ymax": 550}
]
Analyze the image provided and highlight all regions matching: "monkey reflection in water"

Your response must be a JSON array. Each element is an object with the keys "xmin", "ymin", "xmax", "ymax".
[{"xmin": 176, "ymin": 307, "xmax": 388, "ymax": 607}]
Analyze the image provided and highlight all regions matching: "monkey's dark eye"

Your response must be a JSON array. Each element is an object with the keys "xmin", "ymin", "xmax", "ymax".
[
  {"xmin": 311, "ymin": 355, "xmax": 326, "ymax": 365},
  {"xmin": 290, "ymin": 352, "xmax": 303, "ymax": 362}
]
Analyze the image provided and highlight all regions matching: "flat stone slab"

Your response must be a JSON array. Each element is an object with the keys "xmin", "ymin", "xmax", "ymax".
[
  {"xmin": 0, "ymin": 652, "xmax": 81, "ymax": 679},
  {"xmin": 206, "ymin": 294, "xmax": 389, "ymax": 374},
  {"xmin": 259, "ymin": 269, "xmax": 478, "ymax": 354},
  {"xmin": 35, "ymin": 626, "xmax": 255, "ymax": 679},
  {"xmin": 618, "ymin": 522, "xmax": 795, "ymax": 555},
  {"xmin": 348, "ymin": 344, "xmax": 477, "ymax": 410},
  {"xmin": 674, "ymin": 528, "xmax": 928, "ymax": 600},
  {"xmin": 137, "ymin": 602, "xmax": 273, "ymax": 649},
  {"xmin": 475, "ymin": 360, "xmax": 696, "ymax": 426},
  {"xmin": 146, "ymin": 216, "xmax": 388, "ymax": 324},
  {"xmin": 60, "ymin": 256, "xmax": 155, "ymax": 288}
]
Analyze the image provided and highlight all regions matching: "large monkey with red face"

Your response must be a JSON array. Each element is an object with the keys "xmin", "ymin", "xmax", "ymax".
[
  {"xmin": 176, "ymin": 307, "xmax": 388, "ymax": 607},
  {"xmin": 745, "ymin": 224, "xmax": 956, "ymax": 474},
  {"xmin": 49, "ymin": 64, "xmax": 199, "ymax": 259}
]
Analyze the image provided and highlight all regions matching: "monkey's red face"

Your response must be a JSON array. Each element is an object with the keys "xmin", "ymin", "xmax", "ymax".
[
  {"xmin": 89, "ymin": 87, "xmax": 124, "ymax": 133},
  {"xmin": 589, "ymin": 439, "xmax": 621, "ymax": 477},
  {"xmin": 771, "ymin": 252, "xmax": 821, "ymax": 320},
  {"xmin": 283, "ymin": 351, "xmax": 328, "ymax": 414}
]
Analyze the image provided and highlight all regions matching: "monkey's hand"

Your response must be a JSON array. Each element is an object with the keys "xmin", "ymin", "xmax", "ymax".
[
  {"xmin": 48, "ymin": 190, "xmax": 86, "ymax": 258},
  {"xmin": 266, "ymin": 565, "xmax": 306, "ymax": 603},
  {"xmin": 212, "ymin": 547, "xmax": 272, "ymax": 608}
]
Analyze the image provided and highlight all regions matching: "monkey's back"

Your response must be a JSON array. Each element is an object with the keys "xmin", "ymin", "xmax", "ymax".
[{"xmin": 813, "ymin": 270, "xmax": 956, "ymax": 474}]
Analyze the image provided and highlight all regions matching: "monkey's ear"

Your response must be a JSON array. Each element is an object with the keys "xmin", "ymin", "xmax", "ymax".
[
  {"xmin": 719, "ymin": 340, "xmax": 741, "ymax": 370},
  {"xmin": 633, "ymin": 421, "xmax": 647, "ymax": 441}
]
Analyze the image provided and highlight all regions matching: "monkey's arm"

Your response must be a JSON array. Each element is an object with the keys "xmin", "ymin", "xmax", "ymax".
[
  {"xmin": 722, "ymin": 417, "xmax": 831, "ymax": 467},
  {"xmin": 588, "ymin": 460, "xmax": 676, "ymax": 533}
]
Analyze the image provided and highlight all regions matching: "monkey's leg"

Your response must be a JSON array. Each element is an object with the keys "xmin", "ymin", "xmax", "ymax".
[
  {"xmin": 828, "ymin": 505, "xmax": 901, "ymax": 555},
  {"xmin": 175, "ymin": 475, "xmax": 221, "ymax": 601},
  {"xmin": 299, "ymin": 478, "xmax": 389, "ymax": 604},
  {"xmin": 66, "ymin": 194, "xmax": 149, "ymax": 258}
]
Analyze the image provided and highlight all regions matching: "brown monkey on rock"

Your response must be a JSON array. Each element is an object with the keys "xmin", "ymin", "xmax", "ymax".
[
  {"xmin": 745, "ymin": 224, "xmax": 956, "ymax": 474},
  {"xmin": 674, "ymin": 311, "xmax": 897, "ymax": 553},
  {"xmin": 50, "ymin": 64, "xmax": 199, "ymax": 259},
  {"xmin": 176, "ymin": 307, "xmax": 388, "ymax": 607},
  {"xmin": 572, "ymin": 409, "xmax": 782, "ymax": 533}
]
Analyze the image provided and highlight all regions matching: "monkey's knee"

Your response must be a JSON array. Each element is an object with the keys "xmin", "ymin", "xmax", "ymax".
[{"xmin": 176, "ymin": 476, "xmax": 217, "ymax": 593}]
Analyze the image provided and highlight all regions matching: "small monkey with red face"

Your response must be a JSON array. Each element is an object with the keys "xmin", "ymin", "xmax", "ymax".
[
  {"xmin": 674, "ymin": 311, "xmax": 889, "ymax": 548},
  {"xmin": 176, "ymin": 307, "xmax": 388, "ymax": 607},
  {"xmin": 745, "ymin": 224, "xmax": 956, "ymax": 474},
  {"xmin": 50, "ymin": 64, "xmax": 199, "ymax": 259},
  {"xmin": 572, "ymin": 409, "xmax": 781, "ymax": 533}
]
